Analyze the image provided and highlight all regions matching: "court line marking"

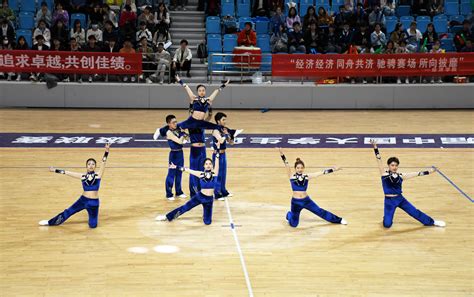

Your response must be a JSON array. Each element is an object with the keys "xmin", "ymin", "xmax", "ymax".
[
  {"xmin": 223, "ymin": 197, "xmax": 254, "ymax": 297},
  {"xmin": 0, "ymin": 166, "xmax": 434, "ymax": 169},
  {"xmin": 432, "ymin": 166, "xmax": 473, "ymax": 203}
]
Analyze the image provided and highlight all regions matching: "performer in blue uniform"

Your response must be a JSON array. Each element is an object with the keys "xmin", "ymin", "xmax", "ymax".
[
  {"xmin": 38, "ymin": 143, "xmax": 110, "ymax": 228},
  {"xmin": 188, "ymin": 128, "xmax": 207, "ymax": 197},
  {"xmin": 370, "ymin": 140, "xmax": 446, "ymax": 228},
  {"xmin": 155, "ymin": 142, "xmax": 221, "ymax": 225},
  {"xmin": 212, "ymin": 112, "xmax": 234, "ymax": 200},
  {"xmin": 278, "ymin": 148, "xmax": 347, "ymax": 228}
]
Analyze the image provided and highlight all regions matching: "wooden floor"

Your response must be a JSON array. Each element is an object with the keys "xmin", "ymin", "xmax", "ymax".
[{"xmin": 0, "ymin": 109, "xmax": 473, "ymax": 296}]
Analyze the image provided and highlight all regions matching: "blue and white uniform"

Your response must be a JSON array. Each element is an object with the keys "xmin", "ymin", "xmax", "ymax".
[
  {"xmin": 165, "ymin": 129, "xmax": 185, "ymax": 198},
  {"xmin": 212, "ymin": 131, "xmax": 230, "ymax": 199},
  {"xmin": 189, "ymin": 128, "xmax": 207, "ymax": 196}
]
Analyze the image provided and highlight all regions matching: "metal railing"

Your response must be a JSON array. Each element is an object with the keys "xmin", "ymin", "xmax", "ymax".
[{"xmin": 208, "ymin": 53, "xmax": 272, "ymax": 84}]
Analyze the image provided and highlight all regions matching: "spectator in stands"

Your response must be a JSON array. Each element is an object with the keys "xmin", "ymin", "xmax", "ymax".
[
  {"xmin": 30, "ymin": 35, "xmax": 49, "ymax": 81},
  {"xmin": 390, "ymin": 23, "xmax": 407, "ymax": 48},
  {"xmin": 286, "ymin": 7, "xmax": 301, "ymax": 32},
  {"xmin": 102, "ymin": 4, "xmax": 118, "ymax": 28},
  {"xmin": 136, "ymin": 36, "xmax": 154, "ymax": 83},
  {"xmin": 171, "ymin": 0, "xmax": 187, "ymax": 11},
  {"xmin": 421, "ymin": 23, "xmax": 438, "ymax": 52},
  {"xmin": 334, "ymin": 5, "xmax": 352, "ymax": 31},
  {"xmin": 0, "ymin": 37, "xmax": 12, "ymax": 79},
  {"xmin": 317, "ymin": 6, "xmax": 333, "ymax": 27},
  {"xmin": 136, "ymin": 21, "xmax": 152, "ymax": 44},
  {"xmin": 352, "ymin": 3, "xmax": 367, "ymax": 28},
  {"xmin": 380, "ymin": 0, "xmax": 396, "ymax": 16},
  {"xmin": 429, "ymin": 0, "xmax": 444, "ymax": 17},
  {"xmin": 14, "ymin": 36, "xmax": 29, "ymax": 81},
  {"xmin": 384, "ymin": 40, "xmax": 395, "ymax": 53},
  {"xmin": 70, "ymin": 19, "xmax": 86, "ymax": 46},
  {"xmin": 104, "ymin": 36, "xmax": 120, "ymax": 52},
  {"xmin": 429, "ymin": 40, "xmax": 443, "ymax": 83},
  {"xmin": 271, "ymin": 24, "xmax": 288, "ymax": 53},
  {"xmin": 70, "ymin": 0, "xmax": 87, "ymax": 14},
  {"xmin": 171, "ymin": 39, "xmax": 192, "ymax": 79},
  {"xmin": 87, "ymin": 22, "xmax": 103, "ymax": 42},
  {"xmin": 51, "ymin": 38, "xmax": 66, "ymax": 51},
  {"xmin": 154, "ymin": 3, "xmax": 170, "ymax": 42},
  {"xmin": 33, "ymin": 20, "xmax": 51, "ymax": 47},
  {"xmin": 0, "ymin": 0, "xmax": 14, "ymax": 25},
  {"xmin": 368, "ymin": 5, "xmax": 385, "ymax": 30},
  {"xmin": 455, "ymin": 20, "xmax": 474, "ymax": 52},
  {"xmin": 406, "ymin": 21, "xmax": 422, "ymax": 52},
  {"xmin": 371, "ymin": 23, "xmax": 386, "ymax": 50},
  {"xmin": 120, "ymin": 38, "xmax": 137, "ymax": 82},
  {"xmin": 35, "ymin": 2, "xmax": 52, "ymax": 28},
  {"xmin": 119, "ymin": 4, "xmax": 137, "ymax": 42},
  {"xmin": 151, "ymin": 42, "xmax": 171, "ymax": 84},
  {"xmin": 81, "ymin": 34, "xmax": 101, "ymax": 83},
  {"xmin": 89, "ymin": 3, "xmax": 106, "ymax": 27},
  {"xmin": 413, "ymin": 0, "xmax": 429, "ymax": 16},
  {"xmin": 120, "ymin": 0, "xmax": 137, "ymax": 13},
  {"xmin": 253, "ymin": 0, "xmax": 273, "ymax": 17},
  {"xmin": 288, "ymin": 22, "xmax": 306, "ymax": 53},
  {"xmin": 460, "ymin": 39, "xmax": 474, "ymax": 52},
  {"xmin": 338, "ymin": 22, "xmax": 354, "ymax": 53},
  {"xmin": 0, "ymin": 18, "xmax": 14, "ymax": 44},
  {"xmin": 302, "ymin": 6, "xmax": 317, "ymax": 32},
  {"xmin": 304, "ymin": 21, "xmax": 323, "ymax": 53},
  {"xmin": 138, "ymin": 6, "xmax": 155, "ymax": 31},
  {"xmin": 205, "ymin": 0, "xmax": 219, "ymax": 16},
  {"xmin": 69, "ymin": 37, "xmax": 81, "ymax": 51},
  {"xmin": 51, "ymin": 19, "xmax": 69, "ymax": 45},
  {"xmin": 102, "ymin": 21, "xmax": 118, "ymax": 46},
  {"xmin": 52, "ymin": 3, "xmax": 69, "ymax": 29},
  {"xmin": 237, "ymin": 22, "xmax": 257, "ymax": 47},
  {"xmin": 396, "ymin": 40, "xmax": 410, "ymax": 84},
  {"xmin": 323, "ymin": 24, "xmax": 341, "ymax": 53},
  {"xmin": 353, "ymin": 22, "xmax": 371, "ymax": 52},
  {"xmin": 271, "ymin": 6, "xmax": 286, "ymax": 33}
]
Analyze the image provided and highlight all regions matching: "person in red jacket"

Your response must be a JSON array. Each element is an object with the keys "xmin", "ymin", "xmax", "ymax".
[{"xmin": 237, "ymin": 22, "xmax": 257, "ymax": 47}]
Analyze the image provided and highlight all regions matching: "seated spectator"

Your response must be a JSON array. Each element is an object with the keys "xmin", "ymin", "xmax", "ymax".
[
  {"xmin": 171, "ymin": 39, "xmax": 192, "ymax": 79},
  {"xmin": 302, "ymin": 6, "xmax": 317, "ymax": 32},
  {"xmin": 406, "ymin": 21, "xmax": 422, "ymax": 52},
  {"xmin": 102, "ymin": 21, "xmax": 118, "ymax": 46},
  {"xmin": 52, "ymin": 3, "xmax": 69, "ymax": 29},
  {"xmin": 352, "ymin": 3, "xmax": 367, "ymax": 28},
  {"xmin": 222, "ymin": 14, "xmax": 238, "ymax": 34},
  {"xmin": 70, "ymin": 0, "xmax": 87, "ymax": 14},
  {"xmin": 368, "ymin": 5, "xmax": 385, "ymax": 30},
  {"xmin": 429, "ymin": 0, "xmax": 444, "ymax": 17},
  {"xmin": 83, "ymin": 34, "xmax": 102, "ymax": 52},
  {"xmin": 338, "ymin": 22, "xmax": 354, "ymax": 53},
  {"xmin": 271, "ymin": 24, "xmax": 288, "ymax": 53},
  {"xmin": 323, "ymin": 24, "xmax": 341, "ymax": 53},
  {"xmin": 136, "ymin": 21, "xmax": 153, "ymax": 45},
  {"xmin": 120, "ymin": 0, "xmax": 137, "ymax": 13},
  {"xmin": 353, "ymin": 22, "xmax": 371, "ymax": 52},
  {"xmin": 0, "ymin": 0, "xmax": 15, "ymax": 25},
  {"xmin": 154, "ymin": 3, "xmax": 170, "ymax": 41},
  {"xmin": 71, "ymin": 20, "xmax": 86, "ymax": 45},
  {"xmin": 421, "ymin": 23, "xmax": 438, "ymax": 52},
  {"xmin": 380, "ymin": 0, "xmax": 396, "ymax": 16},
  {"xmin": 14, "ymin": 36, "xmax": 29, "ymax": 81},
  {"xmin": 429, "ymin": 40, "xmax": 444, "ymax": 83},
  {"xmin": 30, "ymin": 35, "xmax": 50, "ymax": 81},
  {"xmin": 119, "ymin": 38, "xmax": 137, "ymax": 82},
  {"xmin": 286, "ymin": 7, "xmax": 300, "ymax": 31},
  {"xmin": 396, "ymin": 40, "xmax": 410, "ymax": 84},
  {"xmin": 271, "ymin": 6, "xmax": 286, "ymax": 33},
  {"xmin": 69, "ymin": 37, "xmax": 82, "ymax": 51},
  {"xmin": 171, "ymin": 0, "xmax": 187, "ymax": 11},
  {"xmin": 384, "ymin": 40, "xmax": 396, "ymax": 53},
  {"xmin": 390, "ymin": 23, "xmax": 407, "ymax": 48},
  {"xmin": 87, "ymin": 23, "xmax": 103, "ymax": 42},
  {"xmin": 137, "ymin": 36, "xmax": 155, "ymax": 83},
  {"xmin": 454, "ymin": 20, "xmax": 473, "ymax": 52},
  {"xmin": 104, "ymin": 36, "xmax": 120, "ymax": 52},
  {"xmin": 317, "ymin": 6, "xmax": 333, "ymax": 27},
  {"xmin": 151, "ymin": 42, "xmax": 171, "ymax": 84},
  {"xmin": 35, "ymin": 2, "xmax": 52, "ymax": 28},
  {"xmin": 89, "ymin": 3, "xmax": 105, "ymax": 27},
  {"xmin": 0, "ymin": 18, "xmax": 14, "ymax": 44},
  {"xmin": 304, "ymin": 22, "xmax": 323, "ymax": 53},
  {"xmin": 33, "ymin": 20, "xmax": 51, "ymax": 47},
  {"xmin": 138, "ymin": 6, "xmax": 155, "ymax": 31},
  {"xmin": 237, "ymin": 22, "xmax": 257, "ymax": 47},
  {"xmin": 334, "ymin": 5, "xmax": 353, "ymax": 30},
  {"xmin": 102, "ymin": 4, "xmax": 118, "ymax": 27},
  {"xmin": 119, "ymin": 4, "xmax": 137, "ymax": 42},
  {"xmin": 51, "ymin": 38, "xmax": 66, "ymax": 51},
  {"xmin": 51, "ymin": 19, "xmax": 69, "ymax": 45},
  {"xmin": 460, "ymin": 39, "xmax": 474, "ymax": 52},
  {"xmin": 252, "ymin": 0, "xmax": 273, "ymax": 17},
  {"xmin": 413, "ymin": 0, "xmax": 429, "ymax": 15},
  {"xmin": 205, "ymin": 0, "xmax": 219, "ymax": 16},
  {"xmin": 371, "ymin": 23, "xmax": 386, "ymax": 50},
  {"xmin": 287, "ymin": 22, "xmax": 305, "ymax": 53}
]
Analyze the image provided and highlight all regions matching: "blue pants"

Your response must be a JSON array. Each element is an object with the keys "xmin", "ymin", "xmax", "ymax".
[
  {"xmin": 48, "ymin": 196, "xmax": 100, "ymax": 228},
  {"xmin": 212, "ymin": 152, "xmax": 229, "ymax": 198},
  {"xmin": 166, "ymin": 150, "xmax": 184, "ymax": 197},
  {"xmin": 383, "ymin": 195, "xmax": 434, "ymax": 228},
  {"xmin": 286, "ymin": 197, "xmax": 342, "ymax": 227},
  {"xmin": 179, "ymin": 116, "xmax": 220, "ymax": 131},
  {"xmin": 190, "ymin": 146, "xmax": 206, "ymax": 196},
  {"xmin": 166, "ymin": 192, "xmax": 214, "ymax": 225}
]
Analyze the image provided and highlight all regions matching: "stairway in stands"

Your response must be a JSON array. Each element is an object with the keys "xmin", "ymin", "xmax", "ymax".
[{"xmin": 168, "ymin": 0, "xmax": 207, "ymax": 83}]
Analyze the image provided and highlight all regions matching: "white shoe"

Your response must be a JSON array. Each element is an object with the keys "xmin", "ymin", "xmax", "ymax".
[
  {"xmin": 397, "ymin": 78, "xmax": 401, "ymax": 84},
  {"xmin": 131, "ymin": 76, "xmax": 136, "ymax": 82},
  {"xmin": 38, "ymin": 220, "xmax": 49, "ymax": 226},
  {"xmin": 155, "ymin": 215, "xmax": 168, "ymax": 221},
  {"xmin": 88, "ymin": 76, "xmax": 92, "ymax": 83},
  {"xmin": 139, "ymin": 74, "xmax": 144, "ymax": 80},
  {"xmin": 146, "ymin": 78, "xmax": 152, "ymax": 84},
  {"xmin": 217, "ymin": 197, "xmax": 226, "ymax": 201},
  {"xmin": 123, "ymin": 76, "xmax": 128, "ymax": 82},
  {"xmin": 434, "ymin": 220, "xmax": 446, "ymax": 227},
  {"xmin": 362, "ymin": 79, "xmax": 367, "ymax": 84},
  {"xmin": 16, "ymin": 75, "xmax": 21, "ymax": 81},
  {"xmin": 7, "ymin": 74, "xmax": 11, "ymax": 81},
  {"xmin": 340, "ymin": 218, "xmax": 348, "ymax": 225},
  {"xmin": 351, "ymin": 79, "xmax": 355, "ymax": 84},
  {"xmin": 430, "ymin": 79, "xmax": 435, "ymax": 84},
  {"xmin": 233, "ymin": 129, "xmax": 244, "ymax": 138},
  {"xmin": 405, "ymin": 78, "xmax": 409, "ymax": 84},
  {"xmin": 225, "ymin": 192, "xmax": 233, "ymax": 197},
  {"xmin": 159, "ymin": 79, "xmax": 164, "ymax": 84},
  {"xmin": 150, "ymin": 73, "xmax": 158, "ymax": 78},
  {"xmin": 166, "ymin": 196, "xmax": 175, "ymax": 201},
  {"xmin": 63, "ymin": 77, "xmax": 70, "ymax": 82},
  {"xmin": 437, "ymin": 79, "xmax": 443, "ymax": 83},
  {"xmin": 177, "ymin": 194, "xmax": 187, "ymax": 199}
]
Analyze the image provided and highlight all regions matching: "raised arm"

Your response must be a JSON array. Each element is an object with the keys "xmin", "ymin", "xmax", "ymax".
[
  {"xmin": 208, "ymin": 79, "xmax": 230, "ymax": 102},
  {"xmin": 277, "ymin": 147, "xmax": 292, "ymax": 178},
  {"xmin": 49, "ymin": 167, "xmax": 83, "ymax": 179},
  {"xmin": 213, "ymin": 142, "xmax": 221, "ymax": 176},
  {"xmin": 176, "ymin": 74, "xmax": 196, "ymax": 102},
  {"xmin": 400, "ymin": 167, "xmax": 436, "ymax": 180},
  {"xmin": 307, "ymin": 166, "xmax": 341, "ymax": 179},
  {"xmin": 370, "ymin": 139, "xmax": 385, "ymax": 176},
  {"xmin": 97, "ymin": 143, "xmax": 110, "ymax": 178},
  {"xmin": 169, "ymin": 163, "xmax": 202, "ymax": 178}
]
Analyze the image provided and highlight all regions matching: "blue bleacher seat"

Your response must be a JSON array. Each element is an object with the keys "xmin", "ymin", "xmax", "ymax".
[
  {"xmin": 314, "ymin": 0, "xmax": 329, "ymax": 5},
  {"xmin": 260, "ymin": 54, "xmax": 272, "ymax": 72},
  {"xmin": 221, "ymin": 0, "xmax": 235, "ymax": 16},
  {"xmin": 207, "ymin": 34, "xmax": 222, "ymax": 53},
  {"xmin": 300, "ymin": 0, "xmax": 313, "ymax": 4},
  {"xmin": 415, "ymin": 16, "xmax": 431, "ymax": 33},
  {"xmin": 223, "ymin": 55, "xmax": 234, "ymax": 70},
  {"xmin": 450, "ymin": 25, "xmax": 464, "ymax": 34},
  {"xmin": 400, "ymin": 16, "xmax": 414, "ymax": 30},
  {"xmin": 238, "ymin": 17, "xmax": 253, "ymax": 30},
  {"xmin": 206, "ymin": 16, "xmax": 221, "ymax": 34},
  {"xmin": 385, "ymin": 16, "xmax": 398, "ymax": 34},
  {"xmin": 460, "ymin": 2, "xmax": 472, "ymax": 16},
  {"xmin": 18, "ymin": 11, "xmax": 34, "ymax": 29},
  {"xmin": 255, "ymin": 18, "xmax": 269, "ymax": 34},
  {"xmin": 433, "ymin": 15, "xmax": 448, "ymax": 33},
  {"xmin": 208, "ymin": 54, "xmax": 224, "ymax": 71},
  {"xmin": 332, "ymin": 0, "xmax": 344, "ymax": 6},
  {"xmin": 445, "ymin": 2, "xmax": 459, "ymax": 16},
  {"xmin": 449, "ymin": 15, "xmax": 465, "ymax": 23},
  {"xmin": 70, "ymin": 13, "xmax": 87, "ymax": 29},
  {"xmin": 223, "ymin": 34, "xmax": 238, "ymax": 52},
  {"xmin": 19, "ymin": 0, "xmax": 36, "ymax": 12},
  {"xmin": 397, "ymin": 5, "xmax": 411, "ymax": 17},
  {"xmin": 257, "ymin": 35, "xmax": 271, "ymax": 53},
  {"xmin": 440, "ymin": 38, "xmax": 455, "ymax": 52},
  {"xmin": 237, "ymin": 2, "xmax": 251, "ymax": 17},
  {"xmin": 16, "ymin": 29, "xmax": 33, "ymax": 48},
  {"xmin": 300, "ymin": 4, "xmax": 316, "ymax": 17},
  {"xmin": 9, "ymin": 0, "xmax": 18, "ymax": 10}
]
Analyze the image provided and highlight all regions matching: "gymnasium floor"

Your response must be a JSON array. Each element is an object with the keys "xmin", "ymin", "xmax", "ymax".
[{"xmin": 0, "ymin": 109, "xmax": 473, "ymax": 296}]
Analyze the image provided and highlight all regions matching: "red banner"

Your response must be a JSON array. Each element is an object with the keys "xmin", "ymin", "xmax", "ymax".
[
  {"xmin": 0, "ymin": 50, "xmax": 142, "ymax": 74},
  {"xmin": 272, "ymin": 53, "xmax": 474, "ymax": 77}
]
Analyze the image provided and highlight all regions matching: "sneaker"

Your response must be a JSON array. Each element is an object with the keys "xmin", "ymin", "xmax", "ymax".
[
  {"xmin": 166, "ymin": 196, "xmax": 175, "ymax": 201},
  {"xmin": 216, "ymin": 197, "xmax": 226, "ymax": 201},
  {"xmin": 159, "ymin": 79, "xmax": 164, "ymax": 85},
  {"xmin": 150, "ymin": 73, "xmax": 158, "ymax": 78},
  {"xmin": 434, "ymin": 220, "xmax": 446, "ymax": 227},
  {"xmin": 177, "ymin": 194, "xmax": 187, "ymax": 199},
  {"xmin": 286, "ymin": 211, "xmax": 292, "ymax": 222},
  {"xmin": 38, "ymin": 220, "xmax": 49, "ymax": 226},
  {"xmin": 405, "ymin": 78, "xmax": 409, "ymax": 84},
  {"xmin": 351, "ymin": 79, "xmax": 355, "ymax": 84},
  {"xmin": 29, "ymin": 74, "xmax": 37, "ymax": 81},
  {"xmin": 88, "ymin": 76, "xmax": 92, "ymax": 83},
  {"xmin": 138, "ymin": 74, "xmax": 144, "ymax": 80},
  {"xmin": 412, "ymin": 79, "xmax": 417, "ymax": 84},
  {"xmin": 340, "ymin": 218, "xmax": 348, "ymax": 225},
  {"xmin": 63, "ymin": 77, "xmax": 70, "ymax": 82},
  {"xmin": 155, "ymin": 215, "xmax": 168, "ymax": 221},
  {"xmin": 7, "ymin": 74, "xmax": 11, "ymax": 81},
  {"xmin": 146, "ymin": 78, "xmax": 153, "ymax": 84},
  {"xmin": 362, "ymin": 79, "xmax": 367, "ymax": 84},
  {"xmin": 437, "ymin": 79, "xmax": 443, "ymax": 83},
  {"xmin": 16, "ymin": 75, "xmax": 21, "ymax": 81},
  {"xmin": 224, "ymin": 192, "xmax": 233, "ymax": 197},
  {"xmin": 397, "ymin": 78, "xmax": 401, "ymax": 84},
  {"xmin": 123, "ymin": 76, "xmax": 128, "ymax": 82},
  {"xmin": 430, "ymin": 79, "xmax": 435, "ymax": 84},
  {"xmin": 131, "ymin": 76, "xmax": 136, "ymax": 82}
]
